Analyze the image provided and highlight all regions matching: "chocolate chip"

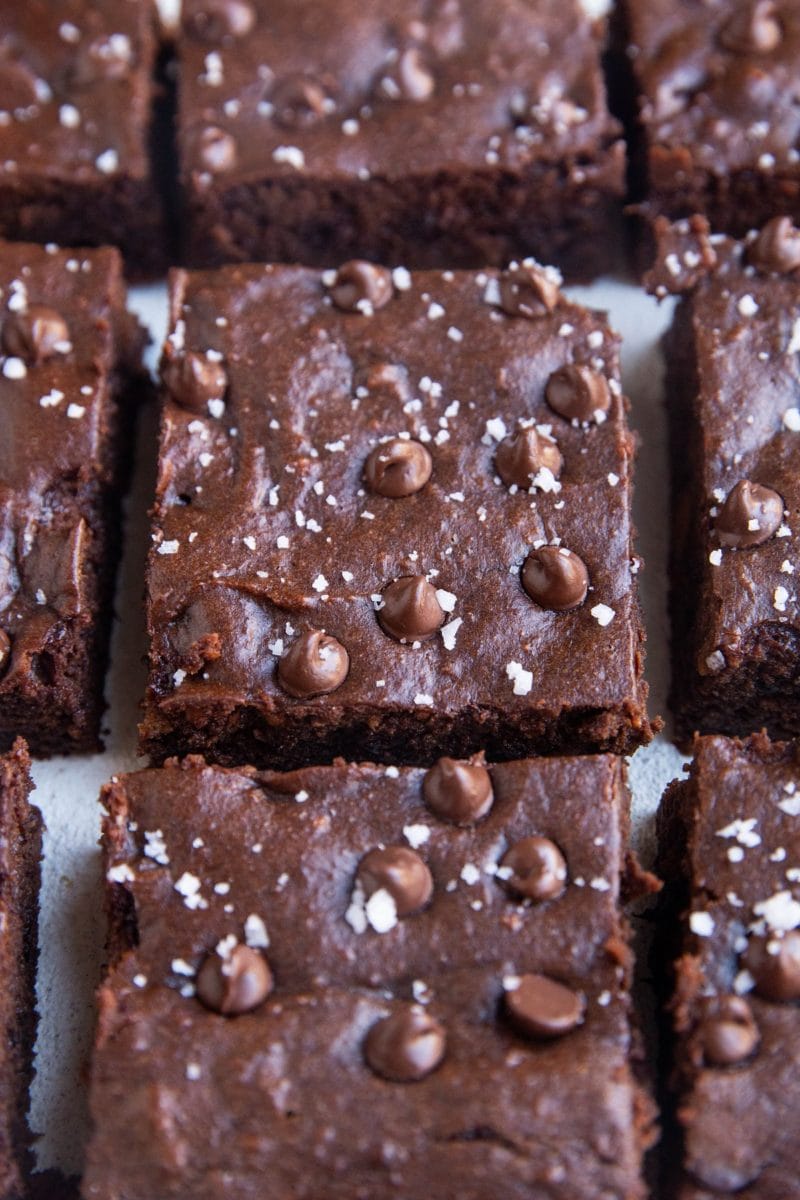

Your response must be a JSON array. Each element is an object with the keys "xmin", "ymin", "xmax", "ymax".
[
  {"xmin": 196, "ymin": 943, "xmax": 273, "ymax": 1015},
  {"xmin": 0, "ymin": 629, "xmax": 10, "ymax": 679},
  {"xmin": 364, "ymin": 439, "xmax": 432, "ymax": 498},
  {"xmin": 395, "ymin": 47, "xmax": 436, "ymax": 101},
  {"xmin": 277, "ymin": 630, "xmax": 349, "ymax": 699},
  {"xmin": 719, "ymin": 1, "xmax": 782, "ymax": 54},
  {"xmin": 359, "ymin": 362, "xmax": 412, "ymax": 405},
  {"xmin": 747, "ymin": 216, "xmax": 800, "ymax": 275},
  {"xmin": 356, "ymin": 846, "xmax": 433, "ymax": 917},
  {"xmin": 504, "ymin": 973, "xmax": 585, "ymax": 1039},
  {"xmin": 499, "ymin": 263, "xmax": 561, "ymax": 318},
  {"xmin": 546, "ymin": 364, "xmax": 611, "ymax": 424},
  {"xmin": 495, "ymin": 426, "xmax": 563, "ymax": 490},
  {"xmin": 422, "ymin": 757, "xmax": 494, "ymax": 826},
  {"xmin": 522, "ymin": 546, "xmax": 589, "ymax": 611},
  {"xmin": 744, "ymin": 930, "xmax": 800, "ymax": 1001},
  {"xmin": 716, "ymin": 480, "xmax": 783, "ymax": 548},
  {"xmin": 2, "ymin": 307, "xmax": 70, "ymax": 364},
  {"xmin": 328, "ymin": 262, "xmax": 394, "ymax": 314},
  {"xmin": 364, "ymin": 1006, "xmax": 446, "ymax": 1081},
  {"xmin": 197, "ymin": 126, "xmax": 237, "ymax": 174},
  {"xmin": 696, "ymin": 996, "xmax": 759, "ymax": 1067},
  {"xmin": 186, "ymin": 0, "xmax": 256, "ymax": 40},
  {"xmin": 163, "ymin": 351, "xmax": 228, "ymax": 414},
  {"xmin": 499, "ymin": 837, "xmax": 567, "ymax": 903},
  {"xmin": 272, "ymin": 75, "xmax": 330, "ymax": 129},
  {"xmin": 377, "ymin": 575, "xmax": 445, "ymax": 642}
]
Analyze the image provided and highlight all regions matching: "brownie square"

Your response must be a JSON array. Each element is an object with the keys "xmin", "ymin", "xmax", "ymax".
[
  {"xmin": 0, "ymin": 240, "xmax": 148, "ymax": 755},
  {"xmin": 648, "ymin": 216, "xmax": 800, "ymax": 742},
  {"xmin": 0, "ymin": 739, "xmax": 43, "ymax": 1200},
  {"xmin": 657, "ymin": 733, "xmax": 800, "ymax": 1199},
  {"xmin": 176, "ymin": 0, "xmax": 626, "ymax": 281},
  {"xmin": 0, "ymin": 0, "xmax": 166, "ymax": 278},
  {"xmin": 83, "ymin": 752, "xmax": 655, "ymax": 1199},
  {"xmin": 620, "ymin": 0, "xmax": 800, "ymax": 239},
  {"xmin": 140, "ymin": 260, "xmax": 653, "ymax": 768}
]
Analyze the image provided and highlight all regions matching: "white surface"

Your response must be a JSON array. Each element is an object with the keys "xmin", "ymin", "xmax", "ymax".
[{"xmin": 27, "ymin": 277, "xmax": 687, "ymax": 1179}]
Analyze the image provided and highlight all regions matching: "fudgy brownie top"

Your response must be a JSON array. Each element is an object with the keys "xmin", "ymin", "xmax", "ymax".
[
  {"xmin": 663, "ymin": 734, "xmax": 800, "ymax": 1196},
  {"xmin": 150, "ymin": 261, "xmax": 647, "ymax": 729},
  {"xmin": 625, "ymin": 0, "xmax": 800, "ymax": 174},
  {"xmin": 90, "ymin": 755, "xmax": 652, "ymax": 1199},
  {"xmin": 648, "ymin": 217, "xmax": 799, "ymax": 683},
  {"xmin": 178, "ymin": 0, "xmax": 621, "ymax": 188},
  {"xmin": 0, "ymin": 240, "xmax": 142, "ymax": 693},
  {"xmin": 103, "ymin": 754, "xmax": 633, "ymax": 997},
  {"xmin": 0, "ymin": 0, "xmax": 157, "ymax": 186}
]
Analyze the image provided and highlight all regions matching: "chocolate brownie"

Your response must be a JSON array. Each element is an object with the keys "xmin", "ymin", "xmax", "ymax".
[
  {"xmin": 647, "ymin": 216, "xmax": 800, "ymax": 743},
  {"xmin": 619, "ymin": 0, "xmax": 800, "ymax": 242},
  {"xmin": 83, "ymin": 752, "xmax": 657, "ymax": 1199},
  {"xmin": 139, "ymin": 260, "xmax": 654, "ymax": 769},
  {"xmin": 0, "ymin": 740, "xmax": 43, "ymax": 1200},
  {"xmin": 0, "ymin": 240, "xmax": 148, "ymax": 755},
  {"xmin": 657, "ymin": 733, "xmax": 800, "ymax": 1199},
  {"xmin": 0, "ymin": 0, "xmax": 167, "ymax": 279},
  {"xmin": 176, "ymin": 0, "xmax": 626, "ymax": 282}
]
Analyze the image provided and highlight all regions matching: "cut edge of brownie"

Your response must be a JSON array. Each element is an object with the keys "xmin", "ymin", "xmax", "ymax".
[
  {"xmin": 660, "ymin": 240, "xmax": 800, "ymax": 747},
  {"xmin": 653, "ymin": 732, "xmax": 800, "ymax": 1199},
  {"xmin": 0, "ymin": 738, "xmax": 43, "ymax": 1200},
  {"xmin": 0, "ymin": 246, "xmax": 151, "ymax": 758}
]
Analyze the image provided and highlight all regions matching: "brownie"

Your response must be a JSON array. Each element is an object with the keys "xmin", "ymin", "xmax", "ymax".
[
  {"xmin": 619, "ymin": 0, "xmax": 800, "ymax": 242},
  {"xmin": 0, "ymin": 0, "xmax": 167, "ymax": 279},
  {"xmin": 657, "ymin": 733, "xmax": 800, "ymax": 1199},
  {"xmin": 176, "ymin": 0, "xmax": 626, "ymax": 282},
  {"xmin": 0, "ymin": 240, "xmax": 148, "ymax": 756},
  {"xmin": 139, "ymin": 260, "xmax": 654, "ymax": 769},
  {"xmin": 0, "ymin": 739, "xmax": 43, "ymax": 1200},
  {"xmin": 83, "ymin": 752, "xmax": 657, "ymax": 1199},
  {"xmin": 647, "ymin": 215, "xmax": 800, "ymax": 743}
]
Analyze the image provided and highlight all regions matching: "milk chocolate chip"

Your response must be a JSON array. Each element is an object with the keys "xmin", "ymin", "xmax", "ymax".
[
  {"xmin": 696, "ymin": 996, "xmax": 759, "ymax": 1066},
  {"xmin": 505, "ymin": 973, "xmax": 585, "ymax": 1039},
  {"xmin": 744, "ymin": 930, "xmax": 800, "ymax": 1001},
  {"xmin": 196, "ymin": 943, "xmax": 273, "ymax": 1015},
  {"xmin": 499, "ymin": 263, "xmax": 561, "ymax": 318},
  {"xmin": 716, "ymin": 481, "xmax": 783, "ymax": 548},
  {"xmin": 163, "ymin": 351, "xmax": 228, "ymax": 414},
  {"xmin": 747, "ymin": 216, "xmax": 800, "ymax": 275},
  {"xmin": 356, "ymin": 846, "xmax": 433, "ymax": 917},
  {"xmin": 329, "ymin": 262, "xmax": 393, "ymax": 313},
  {"xmin": 546, "ymin": 364, "xmax": 611, "ymax": 424},
  {"xmin": 423, "ymin": 757, "xmax": 493, "ymax": 826},
  {"xmin": 277, "ymin": 630, "xmax": 349, "ymax": 698},
  {"xmin": 364, "ymin": 439, "xmax": 432, "ymax": 498},
  {"xmin": 378, "ymin": 576, "xmax": 444, "ymax": 641},
  {"xmin": 522, "ymin": 546, "xmax": 589, "ymax": 611},
  {"xmin": 495, "ymin": 427, "xmax": 563, "ymax": 490},
  {"xmin": 499, "ymin": 837, "xmax": 567, "ymax": 903},
  {"xmin": 2, "ymin": 306, "xmax": 70, "ymax": 364},
  {"xmin": 365, "ymin": 1007, "xmax": 446, "ymax": 1081}
]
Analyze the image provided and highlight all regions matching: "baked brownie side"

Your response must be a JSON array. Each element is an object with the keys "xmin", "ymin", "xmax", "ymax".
[
  {"xmin": 648, "ymin": 216, "xmax": 800, "ymax": 742},
  {"xmin": 0, "ymin": 241, "xmax": 148, "ymax": 755},
  {"xmin": 0, "ymin": 739, "xmax": 43, "ymax": 1200},
  {"xmin": 176, "ymin": 0, "xmax": 625, "ymax": 281},
  {"xmin": 140, "ymin": 261, "xmax": 653, "ymax": 768},
  {"xmin": 83, "ymin": 753, "xmax": 656, "ymax": 1199},
  {"xmin": 620, "ymin": 0, "xmax": 800, "ymax": 241},
  {"xmin": 657, "ymin": 734, "xmax": 800, "ymax": 1199},
  {"xmin": 0, "ymin": 0, "xmax": 166, "ymax": 279}
]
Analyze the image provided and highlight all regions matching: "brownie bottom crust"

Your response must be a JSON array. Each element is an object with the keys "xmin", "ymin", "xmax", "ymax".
[{"xmin": 0, "ymin": 740, "xmax": 43, "ymax": 1200}]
